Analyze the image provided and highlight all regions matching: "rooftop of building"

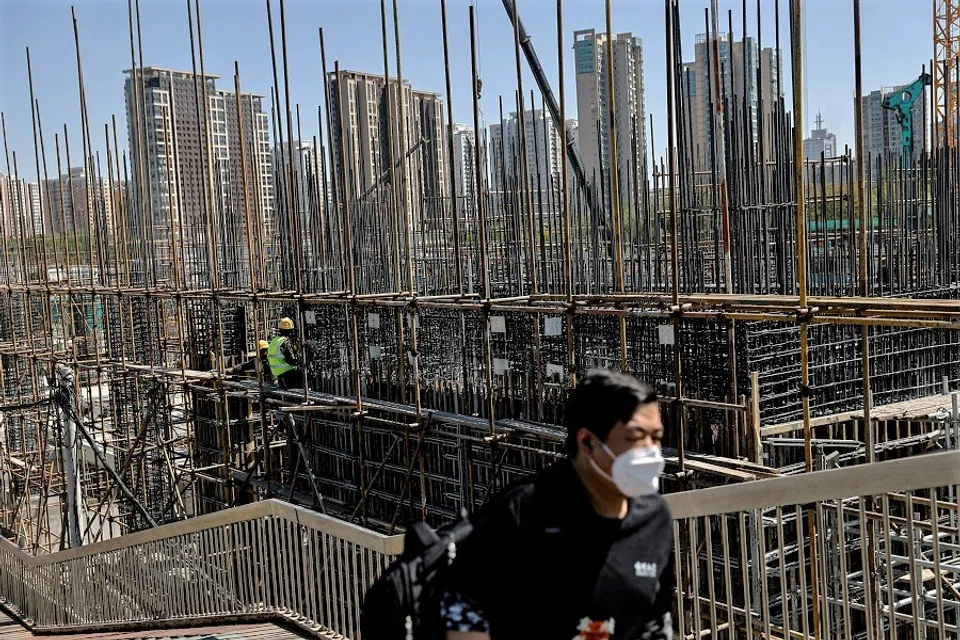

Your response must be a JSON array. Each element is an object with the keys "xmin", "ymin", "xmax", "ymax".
[
  {"xmin": 217, "ymin": 87, "xmax": 267, "ymax": 99},
  {"xmin": 123, "ymin": 66, "xmax": 220, "ymax": 80},
  {"xmin": 326, "ymin": 69, "xmax": 443, "ymax": 97},
  {"xmin": 327, "ymin": 68, "xmax": 409, "ymax": 83}
]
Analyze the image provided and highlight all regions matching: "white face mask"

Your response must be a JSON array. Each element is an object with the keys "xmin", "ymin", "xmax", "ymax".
[{"xmin": 589, "ymin": 440, "xmax": 665, "ymax": 497}]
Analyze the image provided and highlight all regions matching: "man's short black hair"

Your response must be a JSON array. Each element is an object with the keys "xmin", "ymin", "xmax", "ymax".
[{"xmin": 563, "ymin": 368, "xmax": 658, "ymax": 456}]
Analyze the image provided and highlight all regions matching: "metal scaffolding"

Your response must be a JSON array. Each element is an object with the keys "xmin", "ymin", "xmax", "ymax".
[{"xmin": 0, "ymin": 2, "xmax": 959, "ymax": 635}]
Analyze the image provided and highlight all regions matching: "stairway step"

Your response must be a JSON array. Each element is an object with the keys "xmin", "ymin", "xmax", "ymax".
[
  {"xmin": 0, "ymin": 611, "xmax": 31, "ymax": 640},
  {"xmin": 0, "ymin": 611, "xmax": 307, "ymax": 640}
]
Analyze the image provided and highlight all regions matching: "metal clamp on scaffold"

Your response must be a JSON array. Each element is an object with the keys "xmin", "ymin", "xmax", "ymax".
[
  {"xmin": 668, "ymin": 302, "xmax": 691, "ymax": 319},
  {"xmin": 799, "ymin": 384, "xmax": 814, "ymax": 399},
  {"xmin": 796, "ymin": 307, "xmax": 818, "ymax": 323}
]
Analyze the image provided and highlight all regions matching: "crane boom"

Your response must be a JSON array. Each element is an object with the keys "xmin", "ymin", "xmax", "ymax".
[
  {"xmin": 881, "ymin": 72, "xmax": 931, "ymax": 163},
  {"xmin": 500, "ymin": 0, "xmax": 600, "ymax": 223}
]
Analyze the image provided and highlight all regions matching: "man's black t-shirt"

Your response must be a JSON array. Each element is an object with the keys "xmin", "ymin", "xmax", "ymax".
[{"xmin": 443, "ymin": 458, "xmax": 674, "ymax": 639}]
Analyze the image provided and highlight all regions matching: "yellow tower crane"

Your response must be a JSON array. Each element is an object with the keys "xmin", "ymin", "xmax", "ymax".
[{"xmin": 934, "ymin": 0, "xmax": 960, "ymax": 146}]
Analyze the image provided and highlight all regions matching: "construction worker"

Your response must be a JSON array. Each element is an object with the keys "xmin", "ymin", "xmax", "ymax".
[
  {"xmin": 226, "ymin": 339, "xmax": 271, "ymax": 382},
  {"xmin": 268, "ymin": 317, "xmax": 304, "ymax": 390}
]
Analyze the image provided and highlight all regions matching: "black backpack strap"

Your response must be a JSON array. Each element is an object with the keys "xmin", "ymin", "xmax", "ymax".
[
  {"xmin": 403, "ymin": 521, "xmax": 440, "ymax": 558},
  {"xmin": 420, "ymin": 515, "xmax": 473, "ymax": 573}
]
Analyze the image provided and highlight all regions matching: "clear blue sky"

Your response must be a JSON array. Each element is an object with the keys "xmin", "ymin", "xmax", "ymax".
[{"xmin": 0, "ymin": 0, "xmax": 933, "ymax": 182}]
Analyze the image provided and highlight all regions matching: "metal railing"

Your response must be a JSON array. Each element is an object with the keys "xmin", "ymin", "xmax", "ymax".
[
  {"xmin": 2, "ymin": 451, "xmax": 959, "ymax": 639},
  {"xmin": 669, "ymin": 450, "xmax": 960, "ymax": 639},
  {"xmin": 0, "ymin": 499, "xmax": 403, "ymax": 637}
]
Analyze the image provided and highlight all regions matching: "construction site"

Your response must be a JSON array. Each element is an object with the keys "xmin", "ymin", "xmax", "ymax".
[{"xmin": 1, "ymin": 0, "xmax": 960, "ymax": 638}]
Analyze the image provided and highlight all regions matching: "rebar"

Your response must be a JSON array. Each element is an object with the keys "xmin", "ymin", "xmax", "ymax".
[{"xmin": 0, "ymin": 18, "xmax": 958, "ymax": 640}]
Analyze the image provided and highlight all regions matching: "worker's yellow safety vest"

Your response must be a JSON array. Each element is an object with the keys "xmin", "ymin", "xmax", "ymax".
[{"xmin": 267, "ymin": 336, "xmax": 295, "ymax": 379}]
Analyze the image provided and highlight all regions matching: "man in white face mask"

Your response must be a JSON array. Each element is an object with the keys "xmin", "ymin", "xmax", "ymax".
[
  {"xmin": 576, "ymin": 380, "xmax": 666, "ymax": 514},
  {"xmin": 442, "ymin": 369, "xmax": 674, "ymax": 640}
]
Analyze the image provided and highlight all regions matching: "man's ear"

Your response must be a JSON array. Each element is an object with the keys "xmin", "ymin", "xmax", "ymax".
[{"xmin": 577, "ymin": 428, "xmax": 594, "ymax": 451}]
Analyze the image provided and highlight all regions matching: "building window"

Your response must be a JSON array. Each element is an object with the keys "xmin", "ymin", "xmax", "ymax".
[{"xmin": 576, "ymin": 39, "xmax": 595, "ymax": 74}]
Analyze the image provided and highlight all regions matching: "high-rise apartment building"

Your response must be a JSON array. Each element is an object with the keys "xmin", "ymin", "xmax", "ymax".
[
  {"xmin": 860, "ymin": 83, "xmax": 931, "ymax": 164},
  {"xmin": 273, "ymin": 140, "xmax": 326, "ymax": 274},
  {"xmin": 680, "ymin": 34, "xmax": 781, "ymax": 170},
  {"xmin": 274, "ymin": 140, "xmax": 326, "ymax": 215},
  {"xmin": 451, "ymin": 124, "xmax": 478, "ymax": 215},
  {"xmin": 124, "ymin": 67, "xmax": 273, "ymax": 287},
  {"xmin": 0, "ymin": 175, "xmax": 43, "ymax": 238},
  {"xmin": 488, "ymin": 109, "xmax": 563, "ymax": 196},
  {"xmin": 327, "ymin": 70, "xmax": 447, "ymax": 225},
  {"xmin": 489, "ymin": 123, "xmax": 504, "ymax": 193},
  {"xmin": 574, "ymin": 30, "xmax": 646, "ymax": 205},
  {"xmin": 44, "ymin": 167, "xmax": 117, "ymax": 237},
  {"xmin": 28, "ymin": 184, "xmax": 42, "ymax": 236},
  {"xmin": 2, "ymin": 174, "xmax": 20, "ymax": 237},
  {"xmin": 0, "ymin": 173, "xmax": 8, "ymax": 237}
]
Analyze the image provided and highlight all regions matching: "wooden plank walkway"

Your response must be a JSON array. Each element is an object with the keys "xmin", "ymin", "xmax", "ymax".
[
  {"xmin": 0, "ymin": 610, "xmax": 308, "ymax": 640},
  {"xmin": 0, "ymin": 611, "xmax": 29, "ymax": 640},
  {"xmin": 763, "ymin": 391, "xmax": 958, "ymax": 436}
]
